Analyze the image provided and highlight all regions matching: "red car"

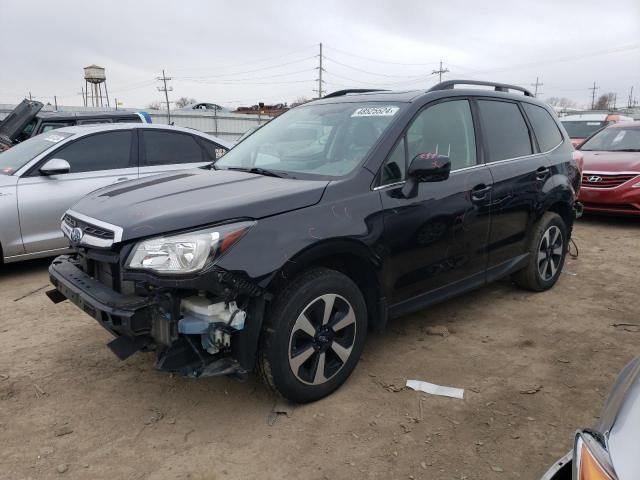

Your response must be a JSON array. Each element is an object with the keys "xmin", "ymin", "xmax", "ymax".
[{"xmin": 578, "ymin": 122, "xmax": 640, "ymax": 216}]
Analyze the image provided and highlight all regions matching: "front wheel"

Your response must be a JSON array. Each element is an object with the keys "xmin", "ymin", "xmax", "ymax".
[
  {"xmin": 513, "ymin": 212, "xmax": 568, "ymax": 292},
  {"xmin": 258, "ymin": 268, "xmax": 367, "ymax": 403}
]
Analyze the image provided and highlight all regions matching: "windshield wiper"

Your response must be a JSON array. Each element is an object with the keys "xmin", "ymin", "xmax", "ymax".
[{"xmin": 225, "ymin": 166, "xmax": 286, "ymax": 178}]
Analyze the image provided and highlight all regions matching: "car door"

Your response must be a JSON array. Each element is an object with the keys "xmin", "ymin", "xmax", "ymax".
[
  {"xmin": 16, "ymin": 129, "xmax": 138, "ymax": 253},
  {"xmin": 138, "ymin": 129, "xmax": 220, "ymax": 178},
  {"xmin": 475, "ymin": 99, "xmax": 550, "ymax": 270},
  {"xmin": 379, "ymin": 98, "xmax": 493, "ymax": 307}
]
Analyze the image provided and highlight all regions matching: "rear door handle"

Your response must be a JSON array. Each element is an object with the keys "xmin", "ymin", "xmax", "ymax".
[
  {"xmin": 471, "ymin": 184, "xmax": 492, "ymax": 202},
  {"xmin": 536, "ymin": 167, "xmax": 550, "ymax": 181},
  {"xmin": 114, "ymin": 177, "xmax": 130, "ymax": 183}
]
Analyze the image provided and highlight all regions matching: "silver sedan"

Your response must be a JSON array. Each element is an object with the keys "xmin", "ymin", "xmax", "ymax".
[{"xmin": 0, "ymin": 123, "xmax": 230, "ymax": 263}]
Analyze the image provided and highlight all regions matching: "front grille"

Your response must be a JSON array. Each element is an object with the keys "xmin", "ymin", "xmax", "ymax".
[
  {"xmin": 581, "ymin": 173, "xmax": 638, "ymax": 189},
  {"xmin": 64, "ymin": 215, "xmax": 114, "ymax": 240}
]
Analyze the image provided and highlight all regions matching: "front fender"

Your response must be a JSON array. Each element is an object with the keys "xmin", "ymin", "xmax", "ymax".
[{"xmin": 0, "ymin": 176, "xmax": 23, "ymax": 258}]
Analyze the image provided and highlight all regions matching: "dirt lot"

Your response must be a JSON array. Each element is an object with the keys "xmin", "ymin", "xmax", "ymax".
[{"xmin": 0, "ymin": 215, "xmax": 638, "ymax": 480}]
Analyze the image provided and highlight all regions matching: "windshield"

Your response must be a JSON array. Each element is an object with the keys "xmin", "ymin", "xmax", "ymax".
[
  {"xmin": 580, "ymin": 127, "xmax": 640, "ymax": 152},
  {"xmin": 0, "ymin": 131, "xmax": 72, "ymax": 175},
  {"xmin": 216, "ymin": 102, "xmax": 402, "ymax": 178},
  {"xmin": 561, "ymin": 120, "xmax": 607, "ymax": 138}
]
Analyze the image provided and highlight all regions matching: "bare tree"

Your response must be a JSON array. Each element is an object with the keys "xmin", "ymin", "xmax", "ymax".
[
  {"xmin": 291, "ymin": 96, "xmax": 311, "ymax": 108},
  {"xmin": 174, "ymin": 97, "xmax": 197, "ymax": 108},
  {"xmin": 147, "ymin": 101, "xmax": 162, "ymax": 110},
  {"xmin": 546, "ymin": 97, "xmax": 577, "ymax": 109},
  {"xmin": 594, "ymin": 93, "xmax": 615, "ymax": 110}
]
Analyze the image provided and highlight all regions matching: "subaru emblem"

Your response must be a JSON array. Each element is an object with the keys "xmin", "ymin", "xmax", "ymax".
[{"xmin": 70, "ymin": 227, "xmax": 84, "ymax": 244}]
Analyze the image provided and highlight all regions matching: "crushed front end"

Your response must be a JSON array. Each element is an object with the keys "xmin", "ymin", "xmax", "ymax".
[{"xmin": 48, "ymin": 213, "xmax": 268, "ymax": 380}]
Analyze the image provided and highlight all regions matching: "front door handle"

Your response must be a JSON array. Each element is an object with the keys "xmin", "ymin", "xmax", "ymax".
[
  {"xmin": 114, "ymin": 177, "xmax": 130, "ymax": 183},
  {"xmin": 471, "ymin": 184, "xmax": 492, "ymax": 202},
  {"xmin": 536, "ymin": 167, "xmax": 550, "ymax": 181}
]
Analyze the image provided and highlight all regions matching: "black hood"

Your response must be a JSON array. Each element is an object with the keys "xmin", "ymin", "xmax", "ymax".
[
  {"xmin": 0, "ymin": 99, "xmax": 43, "ymax": 145},
  {"xmin": 71, "ymin": 169, "xmax": 329, "ymax": 241}
]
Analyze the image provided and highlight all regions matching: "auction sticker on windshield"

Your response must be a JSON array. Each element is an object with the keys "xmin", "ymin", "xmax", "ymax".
[
  {"xmin": 352, "ymin": 106, "xmax": 399, "ymax": 117},
  {"xmin": 43, "ymin": 134, "xmax": 66, "ymax": 143}
]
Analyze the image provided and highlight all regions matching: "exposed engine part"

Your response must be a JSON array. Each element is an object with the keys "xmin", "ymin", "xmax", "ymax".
[{"xmin": 178, "ymin": 295, "xmax": 247, "ymax": 354}]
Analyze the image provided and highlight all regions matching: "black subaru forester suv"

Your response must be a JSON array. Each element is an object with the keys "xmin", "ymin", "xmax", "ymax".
[{"xmin": 48, "ymin": 80, "xmax": 581, "ymax": 403}]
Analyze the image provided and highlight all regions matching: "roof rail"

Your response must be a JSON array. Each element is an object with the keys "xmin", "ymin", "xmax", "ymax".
[
  {"xmin": 428, "ymin": 80, "xmax": 534, "ymax": 97},
  {"xmin": 323, "ymin": 89, "xmax": 389, "ymax": 99}
]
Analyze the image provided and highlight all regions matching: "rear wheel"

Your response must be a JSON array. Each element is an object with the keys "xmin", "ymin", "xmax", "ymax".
[
  {"xmin": 258, "ymin": 268, "xmax": 367, "ymax": 403},
  {"xmin": 514, "ymin": 212, "xmax": 567, "ymax": 291}
]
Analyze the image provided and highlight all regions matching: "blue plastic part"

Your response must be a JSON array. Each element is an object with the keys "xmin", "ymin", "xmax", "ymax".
[{"xmin": 178, "ymin": 316, "xmax": 210, "ymax": 334}]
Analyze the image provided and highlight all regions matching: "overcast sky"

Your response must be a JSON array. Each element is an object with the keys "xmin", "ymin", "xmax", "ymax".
[{"xmin": 1, "ymin": 0, "xmax": 638, "ymax": 109}]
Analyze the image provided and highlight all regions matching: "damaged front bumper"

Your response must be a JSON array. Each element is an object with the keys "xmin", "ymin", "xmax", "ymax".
[{"xmin": 48, "ymin": 254, "xmax": 266, "ymax": 379}]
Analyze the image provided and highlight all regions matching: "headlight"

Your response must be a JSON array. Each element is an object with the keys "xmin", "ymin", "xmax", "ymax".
[
  {"xmin": 126, "ymin": 221, "xmax": 255, "ymax": 274},
  {"xmin": 575, "ymin": 434, "xmax": 616, "ymax": 480}
]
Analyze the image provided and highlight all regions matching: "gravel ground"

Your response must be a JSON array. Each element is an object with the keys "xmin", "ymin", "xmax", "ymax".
[{"xmin": 0, "ymin": 215, "xmax": 638, "ymax": 480}]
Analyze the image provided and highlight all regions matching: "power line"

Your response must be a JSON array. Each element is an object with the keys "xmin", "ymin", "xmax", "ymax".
[
  {"xmin": 173, "ymin": 56, "xmax": 316, "ymax": 80},
  {"xmin": 324, "ymin": 56, "xmax": 431, "ymax": 78},
  {"xmin": 324, "ymin": 45, "xmax": 440, "ymax": 67}
]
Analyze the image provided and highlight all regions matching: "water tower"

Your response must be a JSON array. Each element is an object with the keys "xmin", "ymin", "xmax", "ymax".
[{"xmin": 84, "ymin": 65, "xmax": 110, "ymax": 108}]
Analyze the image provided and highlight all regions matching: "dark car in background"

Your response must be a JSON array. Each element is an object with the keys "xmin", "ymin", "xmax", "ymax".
[
  {"xmin": 0, "ymin": 98, "xmax": 150, "ymax": 150},
  {"xmin": 542, "ymin": 357, "xmax": 640, "ymax": 480},
  {"xmin": 47, "ymin": 80, "xmax": 580, "ymax": 403},
  {"xmin": 578, "ymin": 122, "xmax": 640, "ymax": 216},
  {"xmin": 561, "ymin": 113, "xmax": 634, "ymax": 148}
]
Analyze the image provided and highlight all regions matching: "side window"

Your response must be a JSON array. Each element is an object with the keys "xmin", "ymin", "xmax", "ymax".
[
  {"xmin": 522, "ymin": 103, "xmax": 563, "ymax": 152},
  {"xmin": 49, "ymin": 131, "xmax": 132, "ymax": 174},
  {"xmin": 40, "ymin": 124, "xmax": 67, "ymax": 133},
  {"xmin": 477, "ymin": 100, "xmax": 533, "ymax": 161},
  {"xmin": 406, "ymin": 100, "xmax": 477, "ymax": 171},
  {"xmin": 142, "ymin": 130, "xmax": 205, "ymax": 166},
  {"xmin": 381, "ymin": 138, "xmax": 406, "ymax": 184}
]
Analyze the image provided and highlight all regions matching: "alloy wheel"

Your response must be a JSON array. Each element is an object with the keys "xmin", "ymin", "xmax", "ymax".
[
  {"xmin": 288, "ymin": 294, "xmax": 357, "ymax": 385},
  {"xmin": 537, "ymin": 225, "xmax": 563, "ymax": 281}
]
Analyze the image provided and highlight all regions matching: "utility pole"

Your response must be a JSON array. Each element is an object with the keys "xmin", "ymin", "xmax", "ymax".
[
  {"xmin": 29, "ymin": 91, "xmax": 32, "ymax": 101},
  {"xmin": 589, "ymin": 81, "xmax": 599, "ymax": 109},
  {"xmin": 531, "ymin": 77, "xmax": 544, "ymax": 97},
  {"xmin": 431, "ymin": 60, "xmax": 450, "ymax": 83},
  {"xmin": 54, "ymin": 96, "xmax": 58, "ymax": 110},
  {"xmin": 314, "ymin": 43, "xmax": 325, "ymax": 98},
  {"xmin": 629, "ymin": 86, "xmax": 634, "ymax": 108},
  {"xmin": 157, "ymin": 69, "xmax": 173, "ymax": 124},
  {"xmin": 612, "ymin": 93, "xmax": 617, "ymax": 110}
]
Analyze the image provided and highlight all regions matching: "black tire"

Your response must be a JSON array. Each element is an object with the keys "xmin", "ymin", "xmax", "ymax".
[
  {"xmin": 257, "ymin": 268, "xmax": 367, "ymax": 403},
  {"xmin": 513, "ymin": 212, "xmax": 567, "ymax": 292}
]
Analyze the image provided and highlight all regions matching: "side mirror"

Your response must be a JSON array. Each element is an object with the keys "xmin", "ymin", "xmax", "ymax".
[
  {"xmin": 40, "ymin": 158, "xmax": 70, "ymax": 176},
  {"xmin": 401, "ymin": 153, "xmax": 451, "ymax": 198}
]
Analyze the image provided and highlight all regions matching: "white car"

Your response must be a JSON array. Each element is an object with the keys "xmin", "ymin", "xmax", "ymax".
[{"xmin": 0, "ymin": 123, "xmax": 230, "ymax": 263}]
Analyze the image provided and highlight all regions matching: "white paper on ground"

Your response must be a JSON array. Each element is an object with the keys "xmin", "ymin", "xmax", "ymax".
[{"xmin": 406, "ymin": 379, "xmax": 464, "ymax": 399}]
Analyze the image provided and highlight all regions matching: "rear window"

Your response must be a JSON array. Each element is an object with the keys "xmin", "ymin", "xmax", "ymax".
[
  {"xmin": 522, "ymin": 103, "xmax": 563, "ymax": 152},
  {"xmin": 142, "ymin": 130, "xmax": 205, "ymax": 165},
  {"xmin": 561, "ymin": 120, "xmax": 606, "ymax": 139},
  {"xmin": 477, "ymin": 100, "xmax": 533, "ymax": 162}
]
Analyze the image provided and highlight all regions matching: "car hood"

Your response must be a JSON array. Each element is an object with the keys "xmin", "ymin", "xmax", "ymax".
[
  {"xmin": 70, "ymin": 168, "xmax": 329, "ymax": 242},
  {"xmin": 580, "ymin": 150, "xmax": 640, "ymax": 173},
  {"xmin": 0, "ymin": 99, "xmax": 43, "ymax": 144}
]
